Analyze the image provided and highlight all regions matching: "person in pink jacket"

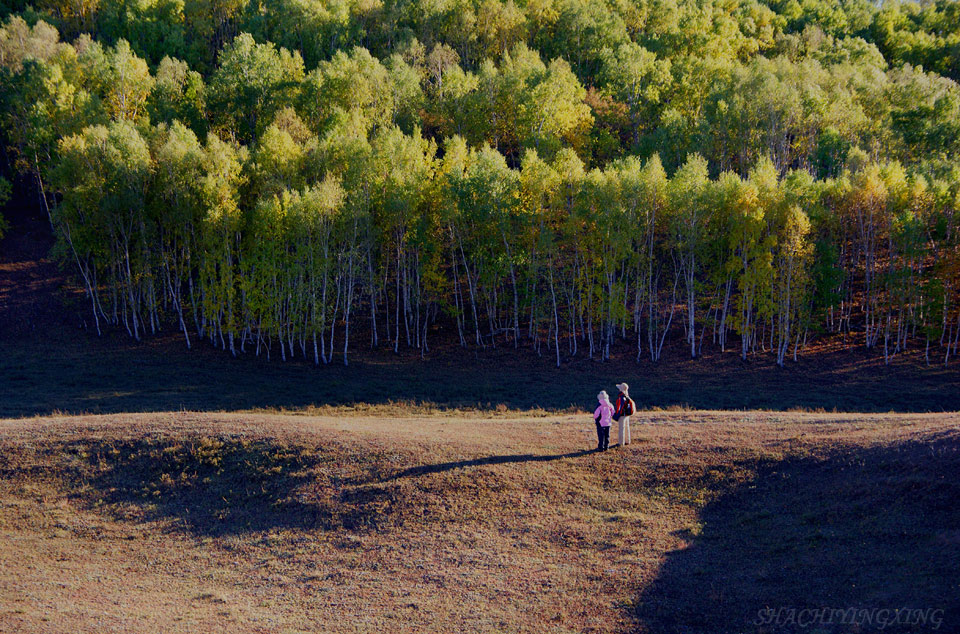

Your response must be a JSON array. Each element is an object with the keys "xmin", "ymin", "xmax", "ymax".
[{"xmin": 594, "ymin": 391, "xmax": 615, "ymax": 451}]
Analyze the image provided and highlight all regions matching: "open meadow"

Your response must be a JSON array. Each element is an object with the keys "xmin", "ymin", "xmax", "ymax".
[{"xmin": 1, "ymin": 409, "xmax": 958, "ymax": 633}]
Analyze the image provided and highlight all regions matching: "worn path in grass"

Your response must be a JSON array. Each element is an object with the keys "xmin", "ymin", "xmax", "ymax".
[{"xmin": 1, "ymin": 410, "xmax": 957, "ymax": 633}]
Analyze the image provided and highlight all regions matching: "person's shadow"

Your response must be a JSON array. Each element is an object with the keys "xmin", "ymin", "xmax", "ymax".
[
  {"xmin": 384, "ymin": 449, "xmax": 594, "ymax": 481},
  {"xmin": 72, "ymin": 437, "xmax": 595, "ymax": 535}
]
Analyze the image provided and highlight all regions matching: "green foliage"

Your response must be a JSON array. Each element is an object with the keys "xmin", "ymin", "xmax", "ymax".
[
  {"xmin": 300, "ymin": 46, "xmax": 394, "ymax": 135},
  {"xmin": 208, "ymin": 33, "xmax": 304, "ymax": 143},
  {"xmin": 0, "ymin": 15, "xmax": 61, "ymax": 72},
  {"xmin": 871, "ymin": 0, "xmax": 960, "ymax": 82},
  {"xmin": 148, "ymin": 56, "xmax": 206, "ymax": 134},
  {"xmin": 2, "ymin": 0, "xmax": 960, "ymax": 365}
]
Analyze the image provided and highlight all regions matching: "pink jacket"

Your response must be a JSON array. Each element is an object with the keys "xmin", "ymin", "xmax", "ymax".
[{"xmin": 594, "ymin": 399, "xmax": 615, "ymax": 427}]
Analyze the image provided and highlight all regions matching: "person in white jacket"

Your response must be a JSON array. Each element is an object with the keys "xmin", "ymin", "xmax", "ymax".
[{"xmin": 614, "ymin": 382, "xmax": 635, "ymax": 446}]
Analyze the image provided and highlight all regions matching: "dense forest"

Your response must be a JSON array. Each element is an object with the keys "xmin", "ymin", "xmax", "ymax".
[{"xmin": 1, "ymin": 0, "xmax": 959, "ymax": 367}]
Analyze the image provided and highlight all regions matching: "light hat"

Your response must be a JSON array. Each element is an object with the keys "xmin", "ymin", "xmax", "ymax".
[
  {"xmin": 616, "ymin": 382, "xmax": 629, "ymax": 393},
  {"xmin": 598, "ymin": 390, "xmax": 609, "ymax": 401}
]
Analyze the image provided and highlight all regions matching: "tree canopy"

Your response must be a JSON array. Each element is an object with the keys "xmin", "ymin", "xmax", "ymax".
[{"xmin": 1, "ymin": 0, "xmax": 959, "ymax": 366}]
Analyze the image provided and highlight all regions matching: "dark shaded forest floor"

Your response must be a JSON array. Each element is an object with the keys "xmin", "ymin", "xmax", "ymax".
[
  {"xmin": 4, "ymin": 327, "xmax": 959, "ymax": 418},
  {"xmin": 2, "ymin": 205, "xmax": 959, "ymax": 418}
]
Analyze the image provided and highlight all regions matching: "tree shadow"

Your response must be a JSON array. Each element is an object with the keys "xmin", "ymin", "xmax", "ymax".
[
  {"xmin": 633, "ymin": 431, "xmax": 960, "ymax": 633},
  {"xmin": 4, "ymin": 326, "xmax": 960, "ymax": 418}
]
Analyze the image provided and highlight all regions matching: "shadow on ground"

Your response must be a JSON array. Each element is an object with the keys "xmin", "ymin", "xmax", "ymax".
[
  {"xmin": 61, "ymin": 437, "xmax": 399, "ymax": 535},
  {"xmin": 55, "ymin": 437, "xmax": 595, "ymax": 536},
  {"xmin": 633, "ymin": 430, "xmax": 960, "ymax": 633},
  {"xmin": 3, "ymin": 330, "xmax": 960, "ymax": 417},
  {"xmin": 384, "ymin": 450, "xmax": 594, "ymax": 480}
]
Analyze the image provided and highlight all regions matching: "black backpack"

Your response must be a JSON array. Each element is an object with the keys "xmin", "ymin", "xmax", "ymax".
[{"xmin": 620, "ymin": 395, "xmax": 635, "ymax": 416}]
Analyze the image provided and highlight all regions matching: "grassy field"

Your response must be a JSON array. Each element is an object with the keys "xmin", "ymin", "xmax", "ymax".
[{"xmin": 1, "ymin": 410, "xmax": 957, "ymax": 633}]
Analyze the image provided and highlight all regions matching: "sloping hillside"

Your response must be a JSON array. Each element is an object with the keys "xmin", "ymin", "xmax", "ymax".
[{"xmin": 1, "ymin": 411, "xmax": 957, "ymax": 633}]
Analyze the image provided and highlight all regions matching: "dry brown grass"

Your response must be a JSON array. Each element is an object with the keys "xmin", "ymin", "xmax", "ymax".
[{"xmin": 0, "ymin": 410, "xmax": 958, "ymax": 633}]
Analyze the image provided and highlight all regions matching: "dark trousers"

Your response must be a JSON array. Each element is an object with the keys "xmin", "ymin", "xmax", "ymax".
[{"xmin": 595, "ymin": 423, "xmax": 610, "ymax": 450}]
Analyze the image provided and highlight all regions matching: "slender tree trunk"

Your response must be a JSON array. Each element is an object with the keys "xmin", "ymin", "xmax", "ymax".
[{"xmin": 549, "ymin": 265, "xmax": 560, "ymax": 368}]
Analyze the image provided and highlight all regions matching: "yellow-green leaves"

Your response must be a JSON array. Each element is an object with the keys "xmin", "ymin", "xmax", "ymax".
[
  {"xmin": 0, "ymin": 16, "xmax": 62, "ymax": 72},
  {"xmin": 208, "ymin": 34, "xmax": 304, "ymax": 143}
]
